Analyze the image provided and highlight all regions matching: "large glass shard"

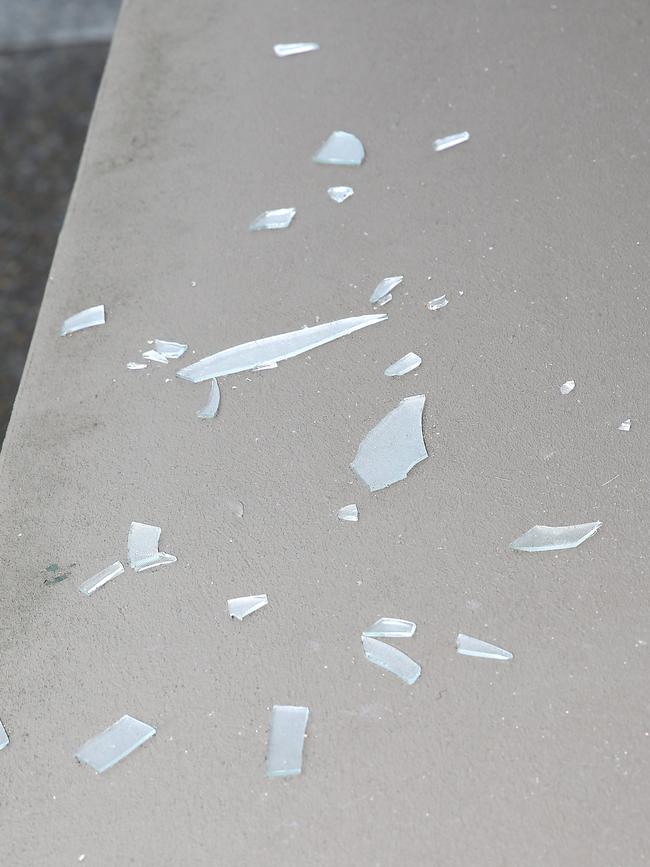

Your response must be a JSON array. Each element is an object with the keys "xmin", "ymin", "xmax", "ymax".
[
  {"xmin": 560, "ymin": 379, "xmax": 575, "ymax": 395},
  {"xmin": 384, "ymin": 352, "xmax": 421, "ymax": 377},
  {"xmin": 0, "ymin": 719, "xmax": 8, "ymax": 750},
  {"xmin": 127, "ymin": 522, "xmax": 177, "ymax": 572},
  {"xmin": 313, "ymin": 131, "xmax": 365, "ymax": 166},
  {"xmin": 337, "ymin": 504, "xmax": 359, "ymax": 522},
  {"xmin": 249, "ymin": 208, "xmax": 296, "ymax": 231},
  {"xmin": 142, "ymin": 349, "xmax": 169, "ymax": 364},
  {"xmin": 363, "ymin": 618, "xmax": 416, "ymax": 638},
  {"xmin": 274, "ymin": 42, "xmax": 319, "ymax": 57},
  {"xmin": 427, "ymin": 294, "xmax": 448, "ymax": 311},
  {"xmin": 327, "ymin": 185, "xmax": 354, "ymax": 203},
  {"xmin": 618, "ymin": 418, "xmax": 631, "ymax": 431},
  {"xmin": 433, "ymin": 131, "xmax": 470, "ymax": 152},
  {"xmin": 177, "ymin": 313, "xmax": 387, "ymax": 383},
  {"xmin": 196, "ymin": 379, "xmax": 220, "ymax": 419},
  {"xmin": 266, "ymin": 705, "xmax": 309, "ymax": 778},
  {"xmin": 456, "ymin": 633, "xmax": 512, "ymax": 660},
  {"xmin": 154, "ymin": 339, "xmax": 187, "ymax": 359},
  {"xmin": 351, "ymin": 395, "xmax": 428, "ymax": 491},
  {"xmin": 60, "ymin": 305, "xmax": 105, "ymax": 336},
  {"xmin": 510, "ymin": 521, "xmax": 602, "ymax": 552},
  {"xmin": 362, "ymin": 636, "xmax": 421, "ymax": 684},
  {"xmin": 75, "ymin": 714, "xmax": 155, "ymax": 773},
  {"xmin": 79, "ymin": 561, "xmax": 124, "ymax": 596},
  {"xmin": 370, "ymin": 275, "xmax": 403, "ymax": 305},
  {"xmin": 228, "ymin": 594, "xmax": 268, "ymax": 620}
]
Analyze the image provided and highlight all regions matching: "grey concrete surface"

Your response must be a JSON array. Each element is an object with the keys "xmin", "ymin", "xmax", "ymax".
[{"xmin": 1, "ymin": 0, "xmax": 649, "ymax": 864}]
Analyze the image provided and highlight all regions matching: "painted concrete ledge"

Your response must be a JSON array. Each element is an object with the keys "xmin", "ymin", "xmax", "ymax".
[{"xmin": 1, "ymin": 0, "xmax": 649, "ymax": 864}]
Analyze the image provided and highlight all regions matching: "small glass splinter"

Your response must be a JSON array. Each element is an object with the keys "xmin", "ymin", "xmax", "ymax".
[
  {"xmin": 618, "ymin": 418, "xmax": 631, "ymax": 431},
  {"xmin": 560, "ymin": 380, "xmax": 575, "ymax": 395},
  {"xmin": 313, "ymin": 131, "xmax": 365, "ymax": 166},
  {"xmin": 249, "ymin": 208, "xmax": 296, "ymax": 231},
  {"xmin": 351, "ymin": 395, "xmax": 428, "ymax": 491},
  {"xmin": 228, "ymin": 594, "xmax": 268, "ymax": 620},
  {"xmin": 127, "ymin": 522, "xmax": 177, "ymax": 572},
  {"xmin": 273, "ymin": 42, "xmax": 319, "ymax": 57},
  {"xmin": 79, "ymin": 561, "xmax": 124, "ymax": 596},
  {"xmin": 154, "ymin": 339, "xmax": 187, "ymax": 359},
  {"xmin": 510, "ymin": 521, "xmax": 602, "ymax": 552},
  {"xmin": 197, "ymin": 379, "xmax": 220, "ymax": 419},
  {"xmin": 363, "ymin": 618, "xmax": 416, "ymax": 638},
  {"xmin": 266, "ymin": 705, "xmax": 309, "ymax": 778},
  {"xmin": 127, "ymin": 362, "xmax": 147, "ymax": 370},
  {"xmin": 384, "ymin": 352, "xmax": 421, "ymax": 377},
  {"xmin": 75, "ymin": 714, "xmax": 155, "ymax": 773},
  {"xmin": 60, "ymin": 305, "xmax": 105, "ymax": 336},
  {"xmin": 0, "ymin": 719, "xmax": 8, "ymax": 751},
  {"xmin": 362, "ymin": 636, "xmax": 421, "ymax": 684},
  {"xmin": 433, "ymin": 131, "xmax": 470, "ymax": 152},
  {"xmin": 337, "ymin": 504, "xmax": 358, "ymax": 522},
  {"xmin": 456, "ymin": 633, "xmax": 512, "ymax": 660},
  {"xmin": 327, "ymin": 186, "xmax": 354, "ymax": 203},
  {"xmin": 427, "ymin": 294, "xmax": 448, "ymax": 311},
  {"xmin": 370, "ymin": 275, "xmax": 403, "ymax": 305}
]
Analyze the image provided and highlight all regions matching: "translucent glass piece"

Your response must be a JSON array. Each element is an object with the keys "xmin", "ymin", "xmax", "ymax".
[
  {"xmin": 618, "ymin": 418, "xmax": 631, "ymax": 431},
  {"xmin": 510, "ymin": 521, "xmax": 602, "ymax": 553},
  {"xmin": 362, "ymin": 636, "xmax": 421, "ymax": 685},
  {"xmin": 196, "ymin": 379, "xmax": 220, "ymax": 419},
  {"xmin": 154, "ymin": 339, "xmax": 187, "ymax": 359},
  {"xmin": 249, "ymin": 208, "xmax": 296, "ymax": 231},
  {"xmin": 127, "ymin": 362, "xmax": 147, "ymax": 370},
  {"xmin": 142, "ymin": 350, "xmax": 169, "ymax": 364},
  {"xmin": 0, "ymin": 719, "xmax": 8, "ymax": 751},
  {"xmin": 351, "ymin": 395, "xmax": 428, "ymax": 491},
  {"xmin": 228, "ymin": 594, "xmax": 268, "ymax": 620},
  {"xmin": 427, "ymin": 294, "xmax": 448, "ymax": 311},
  {"xmin": 253, "ymin": 361, "xmax": 278, "ymax": 371},
  {"xmin": 327, "ymin": 185, "xmax": 354, "ymax": 203},
  {"xmin": 376, "ymin": 294, "xmax": 392, "ymax": 307},
  {"xmin": 274, "ymin": 42, "xmax": 319, "ymax": 57},
  {"xmin": 177, "ymin": 313, "xmax": 387, "ymax": 383},
  {"xmin": 384, "ymin": 352, "xmax": 421, "ymax": 377},
  {"xmin": 75, "ymin": 714, "xmax": 155, "ymax": 773},
  {"xmin": 337, "ymin": 504, "xmax": 359, "ymax": 522},
  {"xmin": 560, "ymin": 379, "xmax": 575, "ymax": 395},
  {"xmin": 127, "ymin": 522, "xmax": 177, "ymax": 572},
  {"xmin": 370, "ymin": 275, "xmax": 403, "ymax": 305},
  {"xmin": 60, "ymin": 305, "xmax": 105, "ymax": 336},
  {"xmin": 363, "ymin": 618, "xmax": 416, "ymax": 638},
  {"xmin": 433, "ymin": 131, "xmax": 470, "ymax": 152},
  {"xmin": 456, "ymin": 633, "xmax": 512, "ymax": 660},
  {"xmin": 313, "ymin": 131, "xmax": 365, "ymax": 166},
  {"xmin": 266, "ymin": 705, "xmax": 309, "ymax": 778},
  {"xmin": 79, "ymin": 561, "xmax": 124, "ymax": 596}
]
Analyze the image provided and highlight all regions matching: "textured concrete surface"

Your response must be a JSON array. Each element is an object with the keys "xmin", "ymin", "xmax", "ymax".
[{"xmin": 1, "ymin": 0, "xmax": 650, "ymax": 865}]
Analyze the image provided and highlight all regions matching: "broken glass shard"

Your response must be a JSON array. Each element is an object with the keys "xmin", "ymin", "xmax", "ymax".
[
  {"xmin": 154, "ymin": 339, "xmax": 187, "ymax": 359},
  {"xmin": 196, "ymin": 379, "xmax": 220, "ymax": 419},
  {"xmin": 618, "ymin": 418, "xmax": 631, "ymax": 431},
  {"xmin": 228, "ymin": 594, "xmax": 268, "ymax": 620},
  {"xmin": 75, "ymin": 714, "xmax": 156, "ymax": 773},
  {"xmin": 427, "ymin": 294, "xmax": 448, "ymax": 311},
  {"xmin": 313, "ymin": 131, "xmax": 365, "ymax": 166},
  {"xmin": 177, "ymin": 313, "xmax": 387, "ymax": 383},
  {"xmin": 249, "ymin": 208, "xmax": 296, "ymax": 231},
  {"xmin": 142, "ymin": 350, "xmax": 169, "ymax": 364},
  {"xmin": 253, "ymin": 361, "xmax": 278, "ymax": 371},
  {"xmin": 274, "ymin": 42, "xmax": 319, "ymax": 57},
  {"xmin": 456, "ymin": 633, "xmax": 512, "ymax": 660},
  {"xmin": 363, "ymin": 618, "xmax": 416, "ymax": 638},
  {"xmin": 376, "ymin": 294, "xmax": 392, "ymax": 307},
  {"xmin": 362, "ymin": 636, "xmax": 421, "ymax": 684},
  {"xmin": 351, "ymin": 395, "xmax": 428, "ymax": 491},
  {"xmin": 79, "ymin": 561, "xmax": 124, "ymax": 596},
  {"xmin": 433, "ymin": 131, "xmax": 470, "ymax": 152},
  {"xmin": 337, "ymin": 504, "xmax": 359, "ymax": 522},
  {"xmin": 266, "ymin": 705, "xmax": 309, "ymax": 778},
  {"xmin": 370, "ymin": 275, "xmax": 403, "ymax": 305},
  {"xmin": 127, "ymin": 362, "xmax": 147, "ymax": 370},
  {"xmin": 384, "ymin": 352, "xmax": 421, "ymax": 377},
  {"xmin": 327, "ymin": 185, "xmax": 354, "ymax": 203},
  {"xmin": 510, "ymin": 521, "xmax": 602, "ymax": 552},
  {"xmin": 127, "ymin": 522, "xmax": 177, "ymax": 571},
  {"xmin": 0, "ymin": 719, "xmax": 8, "ymax": 750},
  {"xmin": 60, "ymin": 305, "xmax": 105, "ymax": 336},
  {"xmin": 560, "ymin": 380, "xmax": 575, "ymax": 395}
]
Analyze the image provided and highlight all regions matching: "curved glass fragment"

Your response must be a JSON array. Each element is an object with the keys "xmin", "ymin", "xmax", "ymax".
[
  {"xmin": 197, "ymin": 379, "xmax": 220, "ymax": 419},
  {"xmin": 60, "ymin": 305, "xmax": 105, "ymax": 336}
]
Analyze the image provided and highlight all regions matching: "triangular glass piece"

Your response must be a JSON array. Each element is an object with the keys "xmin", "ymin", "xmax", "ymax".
[
  {"xmin": 510, "ymin": 521, "xmax": 602, "ymax": 552},
  {"xmin": 370, "ymin": 275, "xmax": 403, "ymax": 304},
  {"xmin": 228, "ymin": 594, "xmax": 268, "ymax": 621},
  {"xmin": 327, "ymin": 185, "xmax": 354, "ymax": 203},
  {"xmin": 313, "ymin": 131, "xmax": 365, "ymax": 166},
  {"xmin": 362, "ymin": 636, "xmax": 421, "ymax": 684},
  {"xmin": 337, "ymin": 504, "xmax": 358, "ymax": 522},
  {"xmin": 456, "ymin": 633, "xmax": 512, "ymax": 660}
]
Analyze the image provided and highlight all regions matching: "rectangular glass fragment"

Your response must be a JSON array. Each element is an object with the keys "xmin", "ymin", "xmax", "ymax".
[
  {"xmin": 351, "ymin": 395, "xmax": 428, "ymax": 491},
  {"xmin": 266, "ymin": 705, "xmax": 309, "ymax": 778},
  {"xmin": 127, "ymin": 522, "xmax": 177, "ymax": 572},
  {"xmin": 427, "ymin": 294, "xmax": 448, "ymax": 311},
  {"xmin": 273, "ymin": 42, "xmax": 319, "ymax": 57},
  {"xmin": 177, "ymin": 314, "xmax": 387, "ymax": 383},
  {"xmin": 154, "ymin": 339, "xmax": 188, "ymax": 359},
  {"xmin": 560, "ymin": 379, "xmax": 575, "ymax": 395},
  {"xmin": 313, "ymin": 131, "xmax": 365, "ymax": 166},
  {"xmin": 327, "ymin": 185, "xmax": 354, "ymax": 203},
  {"xmin": 249, "ymin": 208, "xmax": 296, "ymax": 231},
  {"xmin": 363, "ymin": 618, "xmax": 416, "ymax": 638},
  {"xmin": 384, "ymin": 352, "xmax": 421, "ymax": 377},
  {"xmin": 79, "ymin": 561, "xmax": 124, "ymax": 596},
  {"xmin": 510, "ymin": 521, "xmax": 602, "ymax": 552},
  {"xmin": 337, "ymin": 504, "xmax": 358, "ymax": 522},
  {"xmin": 456, "ymin": 633, "xmax": 512, "ymax": 660},
  {"xmin": 433, "ymin": 131, "xmax": 470, "ymax": 152},
  {"xmin": 75, "ymin": 714, "xmax": 155, "ymax": 773},
  {"xmin": 0, "ymin": 719, "xmax": 8, "ymax": 750},
  {"xmin": 142, "ymin": 350, "xmax": 169, "ymax": 364},
  {"xmin": 362, "ymin": 636, "xmax": 421, "ymax": 684},
  {"xmin": 196, "ymin": 379, "xmax": 220, "ymax": 419},
  {"xmin": 127, "ymin": 362, "xmax": 147, "ymax": 370},
  {"xmin": 370, "ymin": 275, "xmax": 403, "ymax": 305},
  {"xmin": 60, "ymin": 305, "xmax": 105, "ymax": 336},
  {"xmin": 228, "ymin": 594, "xmax": 268, "ymax": 620}
]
